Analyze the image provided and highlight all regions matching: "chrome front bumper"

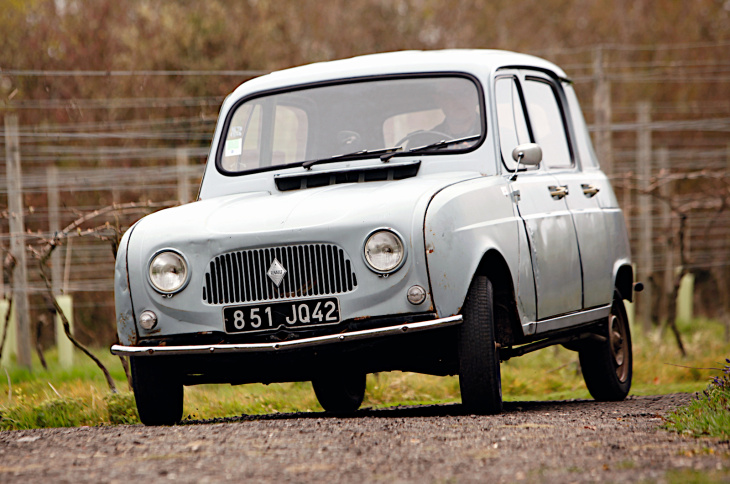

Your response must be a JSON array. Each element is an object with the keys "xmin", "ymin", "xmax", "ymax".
[{"xmin": 110, "ymin": 315, "xmax": 463, "ymax": 357}]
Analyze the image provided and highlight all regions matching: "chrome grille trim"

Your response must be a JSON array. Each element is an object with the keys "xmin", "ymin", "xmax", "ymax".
[{"xmin": 202, "ymin": 244, "xmax": 358, "ymax": 305}]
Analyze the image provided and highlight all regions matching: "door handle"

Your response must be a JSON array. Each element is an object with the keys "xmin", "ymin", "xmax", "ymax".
[
  {"xmin": 548, "ymin": 185, "xmax": 568, "ymax": 200},
  {"xmin": 581, "ymin": 184, "xmax": 600, "ymax": 197}
]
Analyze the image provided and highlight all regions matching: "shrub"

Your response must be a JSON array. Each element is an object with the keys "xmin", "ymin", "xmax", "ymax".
[{"xmin": 105, "ymin": 392, "xmax": 139, "ymax": 425}]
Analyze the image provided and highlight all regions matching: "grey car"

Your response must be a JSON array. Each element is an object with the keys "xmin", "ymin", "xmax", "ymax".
[{"xmin": 112, "ymin": 50, "xmax": 636, "ymax": 425}]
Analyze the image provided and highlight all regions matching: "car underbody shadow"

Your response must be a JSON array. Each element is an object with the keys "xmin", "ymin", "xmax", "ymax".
[{"xmin": 177, "ymin": 397, "xmax": 627, "ymax": 425}]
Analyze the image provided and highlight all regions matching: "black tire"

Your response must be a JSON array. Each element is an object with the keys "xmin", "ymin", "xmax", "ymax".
[
  {"xmin": 130, "ymin": 357, "xmax": 184, "ymax": 426},
  {"xmin": 458, "ymin": 276, "xmax": 503, "ymax": 414},
  {"xmin": 312, "ymin": 372, "xmax": 366, "ymax": 413},
  {"xmin": 579, "ymin": 292, "xmax": 633, "ymax": 401}
]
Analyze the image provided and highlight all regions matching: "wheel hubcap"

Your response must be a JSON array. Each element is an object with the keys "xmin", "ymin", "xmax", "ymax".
[{"xmin": 609, "ymin": 313, "xmax": 628, "ymax": 382}]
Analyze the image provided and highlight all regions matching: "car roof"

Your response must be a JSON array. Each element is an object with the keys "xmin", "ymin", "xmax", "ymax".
[{"xmin": 227, "ymin": 49, "xmax": 567, "ymax": 102}]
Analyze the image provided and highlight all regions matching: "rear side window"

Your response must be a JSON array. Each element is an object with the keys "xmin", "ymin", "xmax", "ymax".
[
  {"xmin": 523, "ymin": 79, "xmax": 573, "ymax": 169},
  {"xmin": 564, "ymin": 83, "xmax": 600, "ymax": 169}
]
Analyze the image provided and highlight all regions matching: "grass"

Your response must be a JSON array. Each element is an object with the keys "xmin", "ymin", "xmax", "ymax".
[
  {"xmin": 663, "ymin": 357, "xmax": 730, "ymax": 439},
  {"xmin": 0, "ymin": 317, "xmax": 728, "ymax": 429},
  {"xmin": 665, "ymin": 469, "xmax": 730, "ymax": 484}
]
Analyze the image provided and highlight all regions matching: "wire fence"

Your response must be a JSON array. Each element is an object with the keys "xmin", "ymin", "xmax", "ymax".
[{"xmin": 1, "ymin": 42, "xmax": 729, "ymax": 345}]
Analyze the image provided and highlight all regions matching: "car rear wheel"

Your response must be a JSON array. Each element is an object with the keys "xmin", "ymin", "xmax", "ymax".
[
  {"xmin": 458, "ymin": 275, "xmax": 503, "ymax": 414},
  {"xmin": 579, "ymin": 292, "xmax": 633, "ymax": 401},
  {"xmin": 312, "ymin": 372, "xmax": 366, "ymax": 413},
  {"xmin": 130, "ymin": 356, "xmax": 184, "ymax": 426}
]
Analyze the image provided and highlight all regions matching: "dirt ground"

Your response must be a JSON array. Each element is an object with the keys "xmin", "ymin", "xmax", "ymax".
[{"xmin": 0, "ymin": 393, "xmax": 728, "ymax": 483}]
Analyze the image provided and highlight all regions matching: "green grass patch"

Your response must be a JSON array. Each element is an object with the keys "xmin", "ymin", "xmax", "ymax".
[
  {"xmin": 0, "ymin": 318, "xmax": 728, "ymax": 429},
  {"xmin": 0, "ymin": 396, "xmax": 93, "ymax": 429},
  {"xmin": 666, "ymin": 468, "xmax": 730, "ymax": 484},
  {"xmin": 663, "ymin": 358, "xmax": 730, "ymax": 439}
]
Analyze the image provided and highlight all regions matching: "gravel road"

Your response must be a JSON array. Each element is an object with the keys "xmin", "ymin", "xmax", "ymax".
[{"xmin": 1, "ymin": 393, "xmax": 728, "ymax": 483}]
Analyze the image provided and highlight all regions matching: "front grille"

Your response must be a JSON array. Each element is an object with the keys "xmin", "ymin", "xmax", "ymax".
[{"xmin": 202, "ymin": 244, "xmax": 358, "ymax": 305}]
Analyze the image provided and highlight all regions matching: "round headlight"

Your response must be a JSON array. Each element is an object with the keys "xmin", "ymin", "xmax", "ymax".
[
  {"xmin": 148, "ymin": 250, "xmax": 188, "ymax": 294},
  {"xmin": 364, "ymin": 229, "xmax": 405, "ymax": 273}
]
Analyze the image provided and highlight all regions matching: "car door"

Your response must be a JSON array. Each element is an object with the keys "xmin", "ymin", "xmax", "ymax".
[
  {"xmin": 558, "ymin": 81, "xmax": 615, "ymax": 308},
  {"xmin": 495, "ymin": 74, "xmax": 583, "ymax": 321},
  {"xmin": 522, "ymin": 75, "xmax": 614, "ymax": 311}
]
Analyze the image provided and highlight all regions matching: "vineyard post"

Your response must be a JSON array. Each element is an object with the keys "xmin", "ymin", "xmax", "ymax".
[
  {"xmin": 4, "ymin": 114, "xmax": 31, "ymax": 368},
  {"xmin": 592, "ymin": 45, "xmax": 613, "ymax": 176},
  {"xmin": 177, "ymin": 148, "xmax": 191, "ymax": 204},
  {"xmin": 47, "ymin": 166, "xmax": 74, "ymax": 368},
  {"xmin": 658, "ymin": 147, "xmax": 673, "ymax": 324},
  {"xmin": 636, "ymin": 102, "xmax": 654, "ymax": 332}
]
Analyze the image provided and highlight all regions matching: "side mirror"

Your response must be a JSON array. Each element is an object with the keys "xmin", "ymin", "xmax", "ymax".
[{"xmin": 511, "ymin": 143, "xmax": 542, "ymax": 166}]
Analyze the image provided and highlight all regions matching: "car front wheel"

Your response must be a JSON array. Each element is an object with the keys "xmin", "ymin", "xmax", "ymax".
[
  {"xmin": 130, "ymin": 356, "xmax": 184, "ymax": 426},
  {"xmin": 579, "ymin": 292, "xmax": 633, "ymax": 401},
  {"xmin": 457, "ymin": 275, "xmax": 503, "ymax": 414},
  {"xmin": 312, "ymin": 372, "xmax": 366, "ymax": 413}
]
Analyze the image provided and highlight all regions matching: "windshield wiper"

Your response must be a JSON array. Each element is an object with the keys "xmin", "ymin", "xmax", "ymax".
[
  {"xmin": 380, "ymin": 134, "xmax": 481, "ymax": 162},
  {"xmin": 302, "ymin": 146, "xmax": 403, "ymax": 170}
]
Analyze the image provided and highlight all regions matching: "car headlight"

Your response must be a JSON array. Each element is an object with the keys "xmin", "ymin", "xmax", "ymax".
[
  {"xmin": 364, "ymin": 229, "xmax": 405, "ymax": 274},
  {"xmin": 148, "ymin": 250, "xmax": 189, "ymax": 294}
]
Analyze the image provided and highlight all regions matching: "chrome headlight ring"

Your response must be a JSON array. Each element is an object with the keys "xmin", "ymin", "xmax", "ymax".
[
  {"xmin": 363, "ymin": 228, "xmax": 407, "ymax": 275},
  {"xmin": 147, "ymin": 249, "xmax": 190, "ymax": 295}
]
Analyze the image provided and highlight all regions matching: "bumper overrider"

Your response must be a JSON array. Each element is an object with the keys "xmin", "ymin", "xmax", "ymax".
[{"xmin": 111, "ymin": 315, "xmax": 462, "ymax": 356}]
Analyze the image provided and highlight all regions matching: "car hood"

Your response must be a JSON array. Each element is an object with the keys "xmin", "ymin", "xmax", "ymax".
[{"xmin": 131, "ymin": 172, "xmax": 479, "ymax": 247}]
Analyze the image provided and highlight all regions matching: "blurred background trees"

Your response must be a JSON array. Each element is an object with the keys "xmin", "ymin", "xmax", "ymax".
[{"xmin": 1, "ymin": 0, "xmax": 729, "ymax": 354}]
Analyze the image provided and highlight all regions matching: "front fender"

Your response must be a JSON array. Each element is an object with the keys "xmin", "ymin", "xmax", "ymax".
[
  {"xmin": 114, "ymin": 224, "xmax": 139, "ymax": 345},
  {"xmin": 425, "ymin": 177, "xmax": 523, "ymax": 319}
]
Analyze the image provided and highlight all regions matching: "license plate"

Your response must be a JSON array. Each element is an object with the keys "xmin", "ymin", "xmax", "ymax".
[{"xmin": 223, "ymin": 297, "xmax": 340, "ymax": 334}]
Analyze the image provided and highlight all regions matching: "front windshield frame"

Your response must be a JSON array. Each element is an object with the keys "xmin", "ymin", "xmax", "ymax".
[{"xmin": 215, "ymin": 72, "xmax": 487, "ymax": 177}]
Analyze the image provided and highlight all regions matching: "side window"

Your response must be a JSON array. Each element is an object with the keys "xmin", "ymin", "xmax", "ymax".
[
  {"xmin": 564, "ymin": 83, "xmax": 600, "ymax": 169},
  {"xmin": 495, "ymin": 77, "xmax": 531, "ymax": 171},
  {"xmin": 523, "ymin": 78, "xmax": 573, "ymax": 169}
]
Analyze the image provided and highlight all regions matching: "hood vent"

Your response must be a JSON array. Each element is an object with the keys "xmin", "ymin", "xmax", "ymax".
[{"xmin": 274, "ymin": 160, "xmax": 420, "ymax": 192}]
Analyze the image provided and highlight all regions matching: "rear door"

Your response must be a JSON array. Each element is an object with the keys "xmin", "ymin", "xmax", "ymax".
[{"xmin": 558, "ymin": 81, "xmax": 614, "ymax": 308}]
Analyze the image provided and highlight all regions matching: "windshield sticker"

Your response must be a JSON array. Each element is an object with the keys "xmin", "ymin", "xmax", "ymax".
[{"xmin": 224, "ymin": 138, "xmax": 242, "ymax": 157}]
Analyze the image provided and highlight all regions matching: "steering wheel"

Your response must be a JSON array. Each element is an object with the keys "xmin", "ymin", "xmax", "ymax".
[{"xmin": 396, "ymin": 130, "xmax": 453, "ymax": 149}]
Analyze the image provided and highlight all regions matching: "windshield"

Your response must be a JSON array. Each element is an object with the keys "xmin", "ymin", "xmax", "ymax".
[{"xmin": 218, "ymin": 75, "xmax": 483, "ymax": 173}]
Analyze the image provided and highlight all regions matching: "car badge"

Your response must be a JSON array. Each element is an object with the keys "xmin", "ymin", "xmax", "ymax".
[{"xmin": 267, "ymin": 258, "xmax": 287, "ymax": 286}]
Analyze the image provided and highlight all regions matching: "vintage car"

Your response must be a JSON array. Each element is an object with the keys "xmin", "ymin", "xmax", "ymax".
[{"xmin": 111, "ymin": 49, "xmax": 637, "ymax": 425}]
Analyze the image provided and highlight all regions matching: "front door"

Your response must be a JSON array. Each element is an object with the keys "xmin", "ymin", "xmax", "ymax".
[{"xmin": 495, "ymin": 74, "xmax": 582, "ymax": 320}]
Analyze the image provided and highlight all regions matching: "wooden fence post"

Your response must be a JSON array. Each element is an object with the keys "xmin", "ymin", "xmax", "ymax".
[
  {"xmin": 177, "ymin": 148, "xmax": 190, "ymax": 204},
  {"xmin": 48, "ymin": 166, "xmax": 62, "ymax": 295},
  {"xmin": 658, "ymin": 147, "xmax": 673, "ymax": 324},
  {"xmin": 592, "ymin": 46, "xmax": 613, "ymax": 175},
  {"xmin": 4, "ymin": 114, "xmax": 32, "ymax": 368},
  {"xmin": 637, "ymin": 102, "xmax": 653, "ymax": 332},
  {"xmin": 0, "ymin": 301, "xmax": 15, "ymax": 367},
  {"xmin": 47, "ymin": 166, "xmax": 73, "ymax": 367}
]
